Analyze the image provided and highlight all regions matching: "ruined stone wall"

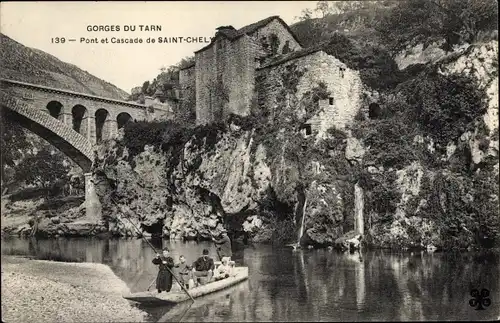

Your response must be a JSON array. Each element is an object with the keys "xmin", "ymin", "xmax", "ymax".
[
  {"xmin": 257, "ymin": 51, "xmax": 364, "ymax": 137},
  {"xmin": 195, "ymin": 44, "xmax": 217, "ymax": 124},
  {"xmin": 179, "ymin": 65, "xmax": 196, "ymax": 120},
  {"xmin": 195, "ymin": 36, "xmax": 260, "ymax": 124},
  {"xmin": 224, "ymin": 36, "xmax": 260, "ymax": 119},
  {"xmin": 193, "ymin": 20, "xmax": 305, "ymax": 125},
  {"xmin": 249, "ymin": 19, "xmax": 302, "ymax": 55}
]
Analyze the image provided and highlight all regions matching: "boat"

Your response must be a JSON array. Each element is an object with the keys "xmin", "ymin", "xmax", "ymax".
[{"xmin": 122, "ymin": 267, "xmax": 249, "ymax": 305}]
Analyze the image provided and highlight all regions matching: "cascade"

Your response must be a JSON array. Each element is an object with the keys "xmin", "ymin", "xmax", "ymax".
[
  {"xmin": 354, "ymin": 181, "xmax": 364, "ymax": 235},
  {"xmin": 297, "ymin": 196, "xmax": 308, "ymax": 244}
]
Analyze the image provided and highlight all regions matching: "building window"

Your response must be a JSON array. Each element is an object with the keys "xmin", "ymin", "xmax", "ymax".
[
  {"xmin": 300, "ymin": 123, "xmax": 312, "ymax": 136},
  {"xmin": 368, "ymin": 103, "xmax": 381, "ymax": 119},
  {"xmin": 329, "ymin": 97, "xmax": 334, "ymax": 105}
]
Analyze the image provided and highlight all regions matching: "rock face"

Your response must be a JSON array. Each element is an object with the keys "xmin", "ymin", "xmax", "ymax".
[
  {"xmin": 91, "ymin": 113, "xmax": 358, "ymax": 246},
  {"xmin": 438, "ymin": 41, "xmax": 499, "ymax": 166},
  {"xmin": 363, "ymin": 40, "xmax": 499, "ymax": 250},
  {"xmin": 84, "ymin": 41, "xmax": 497, "ymax": 250},
  {"xmin": 4, "ymin": 40, "xmax": 496, "ymax": 251},
  {"xmin": 303, "ymin": 181, "xmax": 345, "ymax": 246},
  {"xmin": 0, "ymin": 195, "xmax": 107, "ymax": 238}
]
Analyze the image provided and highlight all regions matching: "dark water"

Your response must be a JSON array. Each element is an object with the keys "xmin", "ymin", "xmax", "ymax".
[{"xmin": 1, "ymin": 237, "xmax": 499, "ymax": 322}]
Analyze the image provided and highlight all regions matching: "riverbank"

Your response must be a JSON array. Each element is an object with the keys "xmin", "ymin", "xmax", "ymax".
[{"xmin": 1, "ymin": 255, "xmax": 147, "ymax": 322}]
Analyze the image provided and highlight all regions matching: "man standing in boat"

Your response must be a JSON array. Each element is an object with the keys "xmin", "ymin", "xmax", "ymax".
[
  {"xmin": 212, "ymin": 228, "xmax": 232, "ymax": 262},
  {"xmin": 152, "ymin": 247, "xmax": 175, "ymax": 293}
]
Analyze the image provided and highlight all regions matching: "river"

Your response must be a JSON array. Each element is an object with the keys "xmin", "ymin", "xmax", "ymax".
[{"xmin": 1, "ymin": 237, "xmax": 499, "ymax": 322}]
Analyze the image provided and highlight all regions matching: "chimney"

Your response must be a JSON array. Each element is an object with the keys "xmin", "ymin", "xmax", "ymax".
[{"xmin": 216, "ymin": 25, "xmax": 235, "ymax": 31}]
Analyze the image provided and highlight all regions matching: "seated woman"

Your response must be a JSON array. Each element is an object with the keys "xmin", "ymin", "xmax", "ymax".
[{"xmin": 213, "ymin": 258, "xmax": 232, "ymax": 281}]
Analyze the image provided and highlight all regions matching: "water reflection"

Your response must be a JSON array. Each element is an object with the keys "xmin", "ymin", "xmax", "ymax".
[{"xmin": 1, "ymin": 237, "xmax": 499, "ymax": 321}]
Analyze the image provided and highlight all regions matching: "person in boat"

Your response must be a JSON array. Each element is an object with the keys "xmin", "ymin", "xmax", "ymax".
[
  {"xmin": 213, "ymin": 257, "xmax": 232, "ymax": 281},
  {"xmin": 152, "ymin": 247, "xmax": 175, "ymax": 293},
  {"xmin": 192, "ymin": 249, "xmax": 214, "ymax": 284},
  {"xmin": 212, "ymin": 229, "xmax": 232, "ymax": 263},
  {"xmin": 175, "ymin": 255, "xmax": 195, "ymax": 289}
]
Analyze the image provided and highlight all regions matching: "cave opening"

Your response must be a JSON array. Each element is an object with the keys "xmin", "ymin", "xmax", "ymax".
[
  {"xmin": 141, "ymin": 219, "xmax": 165, "ymax": 239},
  {"xmin": 368, "ymin": 103, "xmax": 381, "ymax": 119}
]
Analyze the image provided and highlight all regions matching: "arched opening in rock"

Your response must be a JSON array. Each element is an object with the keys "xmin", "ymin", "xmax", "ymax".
[
  {"xmin": 72, "ymin": 105, "xmax": 88, "ymax": 137},
  {"xmin": 116, "ymin": 112, "xmax": 132, "ymax": 130},
  {"xmin": 141, "ymin": 219, "xmax": 165, "ymax": 239},
  {"xmin": 46, "ymin": 101, "xmax": 63, "ymax": 120},
  {"xmin": 95, "ymin": 108, "xmax": 110, "ymax": 143},
  {"xmin": 368, "ymin": 103, "xmax": 381, "ymax": 119}
]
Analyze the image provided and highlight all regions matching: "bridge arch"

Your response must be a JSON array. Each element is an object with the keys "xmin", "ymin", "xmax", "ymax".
[
  {"xmin": 1, "ymin": 93, "xmax": 93, "ymax": 172},
  {"xmin": 46, "ymin": 101, "xmax": 64, "ymax": 121},
  {"xmin": 95, "ymin": 108, "xmax": 111, "ymax": 143},
  {"xmin": 116, "ymin": 112, "xmax": 132, "ymax": 129},
  {"xmin": 72, "ymin": 104, "xmax": 89, "ymax": 138}
]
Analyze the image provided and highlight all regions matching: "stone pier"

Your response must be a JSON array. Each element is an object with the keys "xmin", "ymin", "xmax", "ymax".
[{"xmin": 84, "ymin": 172, "xmax": 102, "ymax": 218}]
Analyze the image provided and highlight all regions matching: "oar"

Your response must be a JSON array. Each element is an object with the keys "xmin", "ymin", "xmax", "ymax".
[
  {"xmin": 110, "ymin": 198, "xmax": 195, "ymax": 302},
  {"xmin": 211, "ymin": 233, "xmax": 222, "ymax": 261},
  {"xmin": 146, "ymin": 277, "xmax": 156, "ymax": 291}
]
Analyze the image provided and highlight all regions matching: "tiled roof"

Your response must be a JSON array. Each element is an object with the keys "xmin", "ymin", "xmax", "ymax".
[
  {"xmin": 237, "ymin": 16, "xmax": 281, "ymax": 36},
  {"xmin": 194, "ymin": 15, "xmax": 303, "ymax": 54},
  {"xmin": 179, "ymin": 61, "xmax": 195, "ymax": 70}
]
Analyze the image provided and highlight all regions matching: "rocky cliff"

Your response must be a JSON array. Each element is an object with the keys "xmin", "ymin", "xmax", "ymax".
[
  {"xmin": 358, "ymin": 40, "xmax": 499, "ymax": 250},
  {"xmin": 3, "ymin": 40, "xmax": 497, "ymax": 251},
  {"xmin": 86, "ymin": 40, "xmax": 498, "ymax": 250}
]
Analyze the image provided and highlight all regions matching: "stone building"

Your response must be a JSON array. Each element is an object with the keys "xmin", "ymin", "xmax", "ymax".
[
  {"xmin": 144, "ymin": 87, "xmax": 176, "ymax": 121},
  {"xmin": 179, "ymin": 15, "xmax": 364, "ymax": 136},
  {"xmin": 257, "ymin": 48, "xmax": 363, "ymax": 137}
]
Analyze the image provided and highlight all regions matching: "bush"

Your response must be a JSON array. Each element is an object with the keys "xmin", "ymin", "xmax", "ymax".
[
  {"xmin": 122, "ymin": 120, "xmax": 171, "ymax": 159},
  {"xmin": 375, "ymin": 0, "xmax": 498, "ymax": 53},
  {"xmin": 398, "ymin": 72, "xmax": 487, "ymax": 147},
  {"xmin": 322, "ymin": 33, "xmax": 400, "ymax": 90},
  {"xmin": 9, "ymin": 187, "xmax": 51, "ymax": 201}
]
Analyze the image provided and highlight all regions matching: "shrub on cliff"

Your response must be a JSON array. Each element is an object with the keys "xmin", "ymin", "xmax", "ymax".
[
  {"xmin": 414, "ymin": 170, "xmax": 500, "ymax": 249},
  {"xmin": 123, "ymin": 120, "xmax": 171, "ymax": 159},
  {"xmin": 397, "ymin": 71, "xmax": 487, "ymax": 148},
  {"xmin": 375, "ymin": 0, "xmax": 498, "ymax": 53},
  {"xmin": 354, "ymin": 71, "xmax": 487, "ymax": 169},
  {"xmin": 321, "ymin": 32, "xmax": 400, "ymax": 90}
]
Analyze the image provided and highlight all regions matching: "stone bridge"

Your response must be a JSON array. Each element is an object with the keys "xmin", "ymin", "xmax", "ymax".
[
  {"xmin": 1, "ymin": 78, "xmax": 173, "ymax": 145},
  {"xmin": 1, "ymin": 78, "xmax": 173, "ymax": 217}
]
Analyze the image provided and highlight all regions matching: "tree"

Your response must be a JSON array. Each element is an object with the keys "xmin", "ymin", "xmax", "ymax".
[
  {"xmin": 376, "ymin": 0, "xmax": 498, "ymax": 53},
  {"xmin": 296, "ymin": 8, "xmax": 313, "ymax": 22},
  {"xmin": 315, "ymin": 1, "xmax": 331, "ymax": 18},
  {"xmin": 141, "ymin": 81, "xmax": 150, "ymax": 94},
  {"xmin": 0, "ymin": 115, "xmax": 32, "ymax": 187},
  {"xmin": 177, "ymin": 56, "xmax": 195, "ymax": 70},
  {"xmin": 14, "ymin": 147, "xmax": 70, "ymax": 188}
]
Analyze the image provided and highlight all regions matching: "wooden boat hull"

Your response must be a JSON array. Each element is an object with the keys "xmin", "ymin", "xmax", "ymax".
[{"xmin": 122, "ymin": 267, "xmax": 249, "ymax": 305}]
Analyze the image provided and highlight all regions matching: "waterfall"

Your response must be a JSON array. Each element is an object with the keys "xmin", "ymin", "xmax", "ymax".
[
  {"xmin": 354, "ymin": 182, "xmax": 364, "ymax": 235},
  {"xmin": 297, "ymin": 196, "xmax": 308, "ymax": 244}
]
